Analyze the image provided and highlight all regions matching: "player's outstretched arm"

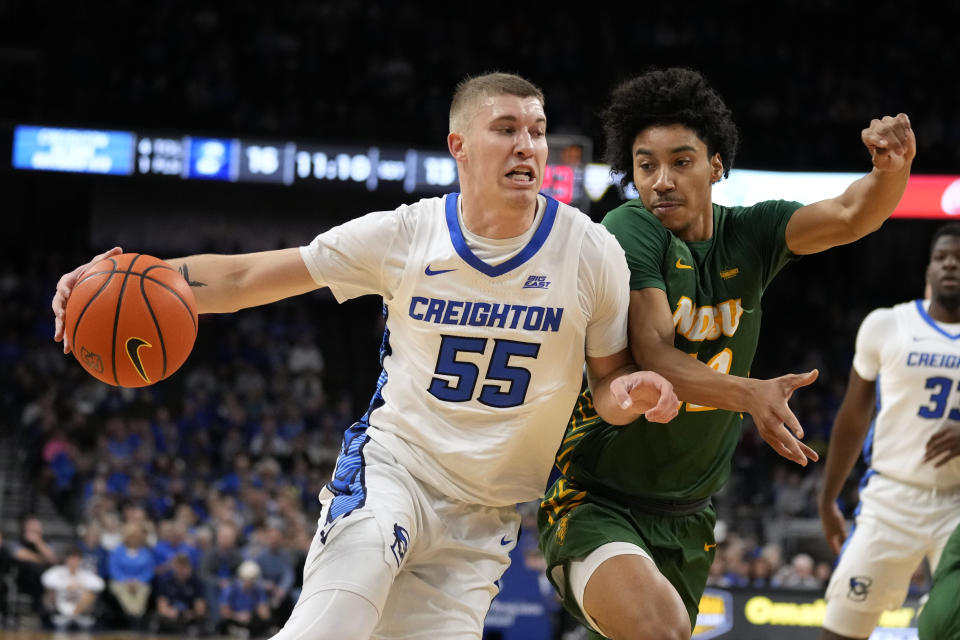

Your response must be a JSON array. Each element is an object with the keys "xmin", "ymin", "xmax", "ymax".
[
  {"xmin": 585, "ymin": 349, "xmax": 679, "ymax": 425},
  {"xmin": 52, "ymin": 247, "xmax": 322, "ymax": 353},
  {"xmin": 784, "ymin": 113, "xmax": 915, "ymax": 256},
  {"xmin": 164, "ymin": 249, "xmax": 320, "ymax": 314},
  {"xmin": 629, "ymin": 287, "xmax": 819, "ymax": 466},
  {"xmin": 816, "ymin": 367, "xmax": 876, "ymax": 555}
]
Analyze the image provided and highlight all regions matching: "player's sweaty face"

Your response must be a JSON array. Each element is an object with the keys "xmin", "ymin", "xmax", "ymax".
[
  {"xmin": 463, "ymin": 95, "xmax": 547, "ymax": 210},
  {"xmin": 631, "ymin": 125, "xmax": 722, "ymax": 241},
  {"xmin": 928, "ymin": 235, "xmax": 960, "ymax": 302}
]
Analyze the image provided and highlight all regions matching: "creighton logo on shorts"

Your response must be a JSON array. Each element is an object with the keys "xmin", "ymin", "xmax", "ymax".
[
  {"xmin": 847, "ymin": 576, "xmax": 872, "ymax": 602},
  {"xmin": 390, "ymin": 523, "xmax": 409, "ymax": 566}
]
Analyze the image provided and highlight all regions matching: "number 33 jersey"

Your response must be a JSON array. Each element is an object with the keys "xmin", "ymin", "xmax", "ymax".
[
  {"xmin": 854, "ymin": 299, "xmax": 960, "ymax": 488},
  {"xmin": 300, "ymin": 193, "xmax": 630, "ymax": 507}
]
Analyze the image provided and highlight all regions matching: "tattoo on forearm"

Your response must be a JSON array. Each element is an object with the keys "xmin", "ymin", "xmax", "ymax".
[{"xmin": 179, "ymin": 264, "xmax": 207, "ymax": 287}]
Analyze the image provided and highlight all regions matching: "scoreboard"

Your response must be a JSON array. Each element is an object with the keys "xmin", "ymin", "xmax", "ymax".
[
  {"xmin": 12, "ymin": 125, "xmax": 588, "ymax": 206},
  {"xmin": 14, "ymin": 124, "xmax": 959, "ymax": 218}
]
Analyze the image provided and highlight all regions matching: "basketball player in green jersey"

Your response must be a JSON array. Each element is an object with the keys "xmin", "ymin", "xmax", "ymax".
[
  {"xmin": 918, "ymin": 521, "xmax": 960, "ymax": 639},
  {"xmin": 538, "ymin": 67, "xmax": 916, "ymax": 640}
]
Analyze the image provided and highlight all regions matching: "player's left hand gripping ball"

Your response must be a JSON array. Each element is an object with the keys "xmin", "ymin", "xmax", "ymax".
[{"xmin": 63, "ymin": 253, "xmax": 198, "ymax": 387}]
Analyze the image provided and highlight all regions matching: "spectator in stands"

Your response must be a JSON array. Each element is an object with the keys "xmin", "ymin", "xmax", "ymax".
[
  {"xmin": 120, "ymin": 502, "xmax": 157, "ymax": 546},
  {"xmin": 254, "ymin": 456, "xmax": 284, "ymax": 494},
  {"xmin": 107, "ymin": 522, "xmax": 155, "ymax": 627},
  {"xmin": 251, "ymin": 524, "xmax": 295, "ymax": 625},
  {"xmin": 250, "ymin": 417, "xmax": 293, "ymax": 461},
  {"xmin": 154, "ymin": 520, "xmax": 200, "ymax": 576},
  {"xmin": 77, "ymin": 522, "xmax": 109, "ymax": 579},
  {"xmin": 153, "ymin": 552, "xmax": 208, "ymax": 635},
  {"xmin": 193, "ymin": 525, "xmax": 213, "ymax": 559},
  {"xmin": 201, "ymin": 522, "xmax": 243, "ymax": 627},
  {"xmin": 11, "ymin": 515, "xmax": 58, "ymax": 612},
  {"xmin": 42, "ymin": 427, "xmax": 80, "ymax": 519},
  {"xmin": 774, "ymin": 553, "xmax": 822, "ymax": 590},
  {"xmin": 719, "ymin": 535, "xmax": 751, "ymax": 588},
  {"xmin": 748, "ymin": 553, "xmax": 776, "ymax": 589},
  {"xmin": 41, "ymin": 547, "xmax": 105, "ymax": 631},
  {"xmin": 217, "ymin": 452, "xmax": 256, "ymax": 497},
  {"xmin": 98, "ymin": 510, "xmax": 124, "ymax": 551},
  {"xmin": 219, "ymin": 560, "xmax": 272, "ymax": 638},
  {"xmin": 773, "ymin": 467, "xmax": 819, "ymax": 518},
  {"xmin": 814, "ymin": 560, "xmax": 833, "ymax": 587},
  {"xmin": 174, "ymin": 502, "xmax": 201, "ymax": 534}
]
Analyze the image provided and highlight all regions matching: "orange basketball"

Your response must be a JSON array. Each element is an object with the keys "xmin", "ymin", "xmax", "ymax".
[{"xmin": 64, "ymin": 253, "xmax": 199, "ymax": 387}]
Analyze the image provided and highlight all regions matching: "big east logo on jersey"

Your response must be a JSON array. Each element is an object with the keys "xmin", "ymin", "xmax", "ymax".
[{"xmin": 673, "ymin": 297, "xmax": 744, "ymax": 341}]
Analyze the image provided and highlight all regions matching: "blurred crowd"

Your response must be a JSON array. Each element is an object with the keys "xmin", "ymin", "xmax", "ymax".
[{"xmin": 0, "ymin": 255, "xmax": 352, "ymax": 635}]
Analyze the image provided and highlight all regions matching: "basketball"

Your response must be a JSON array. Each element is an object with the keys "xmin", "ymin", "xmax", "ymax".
[{"xmin": 64, "ymin": 253, "xmax": 199, "ymax": 387}]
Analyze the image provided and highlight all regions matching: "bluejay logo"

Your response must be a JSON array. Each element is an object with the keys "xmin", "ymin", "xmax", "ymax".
[
  {"xmin": 318, "ymin": 518, "xmax": 337, "ymax": 544},
  {"xmin": 196, "ymin": 140, "xmax": 227, "ymax": 176},
  {"xmin": 523, "ymin": 275, "xmax": 550, "ymax": 289},
  {"xmin": 390, "ymin": 524, "xmax": 409, "ymax": 567},
  {"xmin": 847, "ymin": 576, "xmax": 872, "ymax": 602}
]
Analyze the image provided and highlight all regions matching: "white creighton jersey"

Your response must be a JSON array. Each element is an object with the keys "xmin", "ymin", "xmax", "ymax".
[
  {"xmin": 854, "ymin": 300, "xmax": 960, "ymax": 489},
  {"xmin": 301, "ymin": 193, "xmax": 629, "ymax": 506}
]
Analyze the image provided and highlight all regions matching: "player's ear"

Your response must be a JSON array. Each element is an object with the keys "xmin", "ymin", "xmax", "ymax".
[
  {"xmin": 710, "ymin": 153, "xmax": 724, "ymax": 183},
  {"xmin": 448, "ymin": 132, "xmax": 466, "ymax": 161}
]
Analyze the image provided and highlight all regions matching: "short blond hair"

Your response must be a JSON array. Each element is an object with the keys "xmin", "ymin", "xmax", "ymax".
[{"xmin": 449, "ymin": 72, "xmax": 545, "ymax": 133}]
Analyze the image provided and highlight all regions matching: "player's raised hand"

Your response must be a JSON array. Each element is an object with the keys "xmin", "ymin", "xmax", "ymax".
[
  {"xmin": 52, "ymin": 246, "xmax": 123, "ymax": 354},
  {"xmin": 746, "ymin": 370, "xmax": 820, "ymax": 467},
  {"xmin": 862, "ymin": 113, "xmax": 915, "ymax": 172},
  {"xmin": 611, "ymin": 370, "xmax": 679, "ymax": 424},
  {"xmin": 818, "ymin": 499, "xmax": 848, "ymax": 556},
  {"xmin": 923, "ymin": 425, "xmax": 960, "ymax": 467}
]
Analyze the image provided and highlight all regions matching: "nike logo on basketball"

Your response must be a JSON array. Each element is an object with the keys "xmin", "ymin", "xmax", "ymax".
[
  {"xmin": 704, "ymin": 543, "xmax": 717, "ymax": 551},
  {"xmin": 675, "ymin": 259, "xmax": 694, "ymax": 270},
  {"xmin": 125, "ymin": 337, "xmax": 152, "ymax": 383},
  {"xmin": 425, "ymin": 265, "xmax": 456, "ymax": 276}
]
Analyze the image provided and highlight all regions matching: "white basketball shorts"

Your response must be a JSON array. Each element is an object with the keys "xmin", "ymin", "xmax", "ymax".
[
  {"xmin": 294, "ymin": 430, "xmax": 521, "ymax": 640},
  {"xmin": 823, "ymin": 472, "xmax": 960, "ymax": 638}
]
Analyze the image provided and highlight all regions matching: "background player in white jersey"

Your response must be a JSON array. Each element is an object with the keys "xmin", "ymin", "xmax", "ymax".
[
  {"xmin": 51, "ymin": 72, "xmax": 679, "ymax": 639},
  {"xmin": 818, "ymin": 223, "xmax": 960, "ymax": 640}
]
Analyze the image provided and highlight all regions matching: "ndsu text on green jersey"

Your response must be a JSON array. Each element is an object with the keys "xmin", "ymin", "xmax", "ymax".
[{"xmin": 547, "ymin": 199, "xmax": 800, "ymax": 511}]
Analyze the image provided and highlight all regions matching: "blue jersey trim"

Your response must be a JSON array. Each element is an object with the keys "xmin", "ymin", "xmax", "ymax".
[
  {"xmin": 325, "ymin": 306, "xmax": 392, "ymax": 524},
  {"xmin": 914, "ymin": 299, "xmax": 960, "ymax": 340},
  {"xmin": 862, "ymin": 376, "xmax": 880, "ymax": 466},
  {"xmin": 443, "ymin": 192, "xmax": 559, "ymax": 277},
  {"xmin": 363, "ymin": 304, "xmax": 391, "ymax": 424},
  {"xmin": 326, "ymin": 422, "xmax": 370, "ymax": 522}
]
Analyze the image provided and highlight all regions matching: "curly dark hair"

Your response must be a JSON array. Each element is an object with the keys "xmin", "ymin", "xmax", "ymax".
[{"xmin": 602, "ymin": 67, "xmax": 739, "ymax": 189}]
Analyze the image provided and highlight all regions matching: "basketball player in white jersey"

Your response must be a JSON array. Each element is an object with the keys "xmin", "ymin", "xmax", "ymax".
[
  {"xmin": 818, "ymin": 223, "xmax": 960, "ymax": 640},
  {"xmin": 52, "ymin": 73, "xmax": 681, "ymax": 639}
]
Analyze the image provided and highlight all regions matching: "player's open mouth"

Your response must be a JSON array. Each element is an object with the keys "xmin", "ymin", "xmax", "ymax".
[{"xmin": 505, "ymin": 168, "xmax": 535, "ymax": 183}]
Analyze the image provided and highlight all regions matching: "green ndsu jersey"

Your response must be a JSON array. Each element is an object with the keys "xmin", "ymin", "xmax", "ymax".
[{"xmin": 557, "ymin": 199, "xmax": 800, "ymax": 502}]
